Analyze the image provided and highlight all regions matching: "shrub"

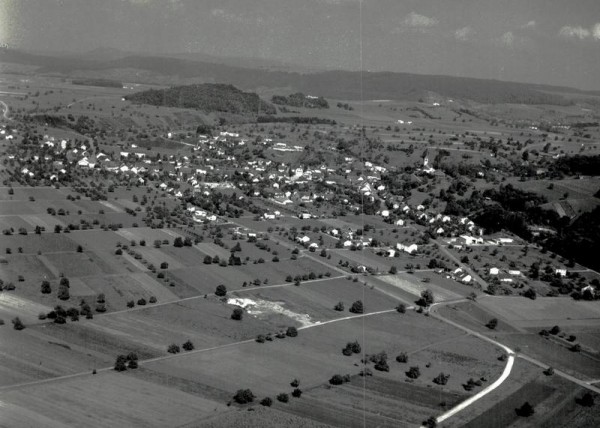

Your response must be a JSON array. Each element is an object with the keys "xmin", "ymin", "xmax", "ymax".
[
  {"xmin": 277, "ymin": 393, "xmax": 289, "ymax": 403},
  {"xmin": 233, "ymin": 389, "xmax": 255, "ymax": 404},
  {"xmin": 137, "ymin": 298, "xmax": 147, "ymax": 306},
  {"xmin": 290, "ymin": 379, "xmax": 300, "ymax": 387},
  {"xmin": 291, "ymin": 388, "xmax": 302, "ymax": 398},
  {"xmin": 423, "ymin": 416, "xmax": 438, "ymax": 428},
  {"xmin": 215, "ymin": 284, "xmax": 227, "ymax": 296},
  {"xmin": 167, "ymin": 344, "xmax": 180, "ymax": 354},
  {"xmin": 515, "ymin": 401, "xmax": 535, "ymax": 417},
  {"xmin": 334, "ymin": 301, "xmax": 344, "ymax": 311},
  {"xmin": 115, "ymin": 248, "xmax": 123, "ymax": 255},
  {"xmin": 127, "ymin": 300, "xmax": 135, "ymax": 308},
  {"xmin": 396, "ymin": 303, "xmax": 406, "ymax": 313},
  {"xmin": 256, "ymin": 334, "xmax": 266, "ymax": 343},
  {"xmin": 57, "ymin": 285, "xmax": 70, "ymax": 301},
  {"xmin": 576, "ymin": 392, "xmax": 595, "ymax": 407},
  {"xmin": 182, "ymin": 340, "xmax": 194, "ymax": 351},
  {"xmin": 286, "ymin": 326, "xmax": 298, "ymax": 337},
  {"xmin": 486, "ymin": 318, "xmax": 498, "ymax": 330},
  {"xmin": 231, "ymin": 308, "xmax": 243, "ymax": 320},
  {"xmin": 40, "ymin": 280, "xmax": 52, "ymax": 294},
  {"xmin": 149, "ymin": 296, "xmax": 157, "ymax": 304},
  {"xmin": 329, "ymin": 374, "xmax": 344, "ymax": 385}
]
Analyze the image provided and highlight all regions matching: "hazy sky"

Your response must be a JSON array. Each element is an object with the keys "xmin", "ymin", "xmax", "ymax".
[{"xmin": 1, "ymin": 0, "xmax": 599, "ymax": 89}]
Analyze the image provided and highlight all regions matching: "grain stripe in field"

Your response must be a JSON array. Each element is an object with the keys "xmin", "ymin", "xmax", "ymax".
[
  {"xmin": 128, "ymin": 272, "xmax": 179, "ymax": 302},
  {"xmin": 98, "ymin": 200, "xmax": 123, "ymax": 213}
]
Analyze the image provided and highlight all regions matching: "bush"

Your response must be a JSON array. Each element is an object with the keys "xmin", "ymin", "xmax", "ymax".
[
  {"xmin": 256, "ymin": 334, "xmax": 266, "ymax": 343},
  {"xmin": 167, "ymin": 344, "xmax": 180, "ymax": 354},
  {"xmin": 277, "ymin": 393, "xmax": 289, "ymax": 403},
  {"xmin": 329, "ymin": 374, "xmax": 345, "ymax": 385},
  {"xmin": 286, "ymin": 326, "xmax": 298, "ymax": 337},
  {"xmin": 137, "ymin": 298, "xmax": 147, "ymax": 306},
  {"xmin": 149, "ymin": 296, "xmax": 157, "ymax": 304},
  {"xmin": 576, "ymin": 392, "xmax": 595, "ymax": 407},
  {"xmin": 126, "ymin": 300, "xmax": 135, "ymax": 308},
  {"xmin": 291, "ymin": 388, "xmax": 302, "ymax": 398},
  {"xmin": 233, "ymin": 389, "xmax": 255, "ymax": 404},
  {"xmin": 182, "ymin": 340, "xmax": 194, "ymax": 351},
  {"xmin": 215, "ymin": 284, "xmax": 227, "ymax": 296},
  {"xmin": 423, "ymin": 416, "xmax": 437, "ymax": 428},
  {"xmin": 349, "ymin": 300, "xmax": 364, "ymax": 314},
  {"xmin": 433, "ymin": 373, "xmax": 450, "ymax": 385},
  {"xmin": 260, "ymin": 397, "xmax": 273, "ymax": 406},
  {"xmin": 334, "ymin": 301, "xmax": 344, "ymax": 311},
  {"xmin": 486, "ymin": 318, "xmax": 498, "ymax": 330},
  {"xmin": 40, "ymin": 280, "xmax": 52, "ymax": 294},
  {"xmin": 396, "ymin": 303, "xmax": 406, "ymax": 313}
]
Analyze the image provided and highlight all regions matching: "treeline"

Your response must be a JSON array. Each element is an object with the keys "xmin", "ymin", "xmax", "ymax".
[
  {"xmin": 271, "ymin": 92, "xmax": 329, "ymax": 109},
  {"xmin": 72, "ymin": 78, "xmax": 123, "ymax": 88},
  {"xmin": 125, "ymin": 84, "xmax": 276, "ymax": 115},
  {"xmin": 257, "ymin": 116, "xmax": 336, "ymax": 125},
  {"xmin": 552, "ymin": 155, "xmax": 600, "ymax": 176}
]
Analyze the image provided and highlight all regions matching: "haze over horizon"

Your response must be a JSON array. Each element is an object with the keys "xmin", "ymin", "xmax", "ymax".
[{"xmin": 1, "ymin": 0, "xmax": 599, "ymax": 91}]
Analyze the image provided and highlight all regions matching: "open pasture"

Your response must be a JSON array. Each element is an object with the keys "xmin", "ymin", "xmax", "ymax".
[{"xmin": 0, "ymin": 370, "xmax": 224, "ymax": 428}]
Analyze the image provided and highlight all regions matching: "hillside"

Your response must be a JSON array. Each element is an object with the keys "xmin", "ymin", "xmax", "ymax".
[
  {"xmin": 272, "ymin": 92, "xmax": 329, "ymax": 109},
  {"xmin": 1, "ymin": 48, "xmax": 598, "ymax": 105},
  {"xmin": 124, "ymin": 83, "xmax": 276, "ymax": 115}
]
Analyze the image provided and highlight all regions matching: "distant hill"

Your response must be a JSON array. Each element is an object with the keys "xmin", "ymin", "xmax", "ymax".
[
  {"xmin": 124, "ymin": 83, "xmax": 276, "ymax": 115},
  {"xmin": 2, "ymin": 48, "xmax": 599, "ymax": 105}
]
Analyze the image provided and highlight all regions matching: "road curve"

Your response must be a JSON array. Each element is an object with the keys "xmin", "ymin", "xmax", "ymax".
[{"xmin": 0, "ymin": 100, "xmax": 10, "ymax": 120}]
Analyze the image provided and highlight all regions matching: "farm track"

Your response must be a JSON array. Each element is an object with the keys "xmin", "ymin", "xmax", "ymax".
[{"xmin": 0, "ymin": 100, "xmax": 10, "ymax": 120}]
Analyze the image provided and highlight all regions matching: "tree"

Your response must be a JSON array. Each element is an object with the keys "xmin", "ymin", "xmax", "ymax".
[
  {"xmin": 523, "ymin": 288, "xmax": 537, "ymax": 300},
  {"xmin": 260, "ymin": 397, "xmax": 273, "ymax": 406},
  {"xmin": 423, "ymin": 416, "xmax": 437, "ymax": 428},
  {"xmin": 203, "ymin": 255, "xmax": 212, "ymax": 264},
  {"xmin": 173, "ymin": 237, "xmax": 183, "ymax": 247},
  {"xmin": 334, "ymin": 301, "xmax": 344, "ymax": 311},
  {"xmin": 396, "ymin": 352, "xmax": 408, "ymax": 363},
  {"xmin": 290, "ymin": 379, "xmax": 300, "ymax": 387},
  {"xmin": 12, "ymin": 317, "xmax": 25, "ymax": 330},
  {"xmin": 167, "ymin": 344, "xmax": 180, "ymax": 354},
  {"xmin": 576, "ymin": 392, "xmax": 595, "ymax": 407},
  {"xmin": 486, "ymin": 318, "xmax": 498, "ymax": 330},
  {"xmin": 215, "ymin": 284, "xmax": 227, "ymax": 296},
  {"xmin": 160, "ymin": 262, "xmax": 169, "ymax": 269},
  {"xmin": 233, "ymin": 389, "xmax": 255, "ymax": 404},
  {"xmin": 57, "ymin": 285, "xmax": 70, "ymax": 301},
  {"xmin": 433, "ymin": 373, "xmax": 450, "ymax": 385},
  {"xmin": 182, "ymin": 340, "xmax": 194, "ymax": 351},
  {"xmin": 406, "ymin": 366, "xmax": 421, "ymax": 379},
  {"xmin": 114, "ymin": 355, "xmax": 127, "ymax": 371},
  {"xmin": 231, "ymin": 308, "xmax": 243, "ymax": 320},
  {"xmin": 396, "ymin": 303, "xmax": 406, "ymax": 313},
  {"xmin": 291, "ymin": 388, "xmax": 302, "ymax": 398},
  {"xmin": 516, "ymin": 401, "xmax": 534, "ymax": 417},
  {"xmin": 76, "ymin": 245, "xmax": 83, "ymax": 253},
  {"xmin": 329, "ymin": 374, "xmax": 345, "ymax": 385},
  {"xmin": 389, "ymin": 266, "xmax": 397, "ymax": 274},
  {"xmin": 349, "ymin": 300, "xmax": 364, "ymax": 314},
  {"xmin": 418, "ymin": 289, "xmax": 434, "ymax": 307},
  {"xmin": 286, "ymin": 326, "xmax": 298, "ymax": 337},
  {"xmin": 277, "ymin": 393, "xmax": 289, "ymax": 403},
  {"xmin": 40, "ymin": 280, "xmax": 51, "ymax": 294},
  {"xmin": 549, "ymin": 325, "xmax": 561, "ymax": 335}
]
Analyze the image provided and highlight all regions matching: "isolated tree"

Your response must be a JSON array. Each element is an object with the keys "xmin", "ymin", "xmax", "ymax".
[
  {"xmin": 396, "ymin": 303, "xmax": 406, "ymax": 313},
  {"xmin": 233, "ymin": 389, "xmax": 255, "ymax": 404},
  {"xmin": 12, "ymin": 317, "xmax": 25, "ymax": 330},
  {"xmin": 260, "ymin": 397, "xmax": 273, "ymax": 407},
  {"xmin": 349, "ymin": 300, "xmax": 364, "ymax": 314},
  {"xmin": 167, "ymin": 344, "xmax": 180, "ymax": 354},
  {"xmin": 76, "ymin": 245, "xmax": 83, "ymax": 253},
  {"xmin": 286, "ymin": 326, "xmax": 298, "ymax": 337},
  {"xmin": 291, "ymin": 388, "xmax": 302, "ymax": 398},
  {"xmin": 231, "ymin": 308, "xmax": 243, "ymax": 320},
  {"xmin": 182, "ymin": 340, "xmax": 194, "ymax": 351},
  {"xmin": 576, "ymin": 392, "xmax": 595, "ymax": 407},
  {"xmin": 433, "ymin": 373, "xmax": 450, "ymax": 385},
  {"xmin": 334, "ymin": 301, "xmax": 344, "ymax": 311},
  {"xmin": 486, "ymin": 318, "xmax": 498, "ymax": 330},
  {"xmin": 57, "ymin": 285, "xmax": 70, "ymax": 301},
  {"xmin": 396, "ymin": 352, "xmax": 408, "ymax": 363},
  {"xmin": 406, "ymin": 366, "xmax": 421, "ymax": 379},
  {"xmin": 329, "ymin": 374, "xmax": 345, "ymax": 385},
  {"xmin": 40, "ymin": 280, "xmax": 51, "ymax": 294},
  {"xmin": 516, "ymin": 401, "xmax": 535, "ymax": 417},
  {"xmin": 173, "ymin": 237, "xmax": 183, "ymax": 247},
  {"xmin": 419, "ymin": 289, "xmax": 434, "ymax": 307},
  {"xmin": 215, "ymin": 284, "xmax": 227, "ymax": 296},
  {"xmin": 290, "ymin": 378, "xmax": 300, "ymax": 387},
  {"xmin": 114, "ymin": 355, "xmax": 127, "ymax": 372},
  {"xmin": 277, "ymin": 393, "xmax": 289, "ymax": 403}
]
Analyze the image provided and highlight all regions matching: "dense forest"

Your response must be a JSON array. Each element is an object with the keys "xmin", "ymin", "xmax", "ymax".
[
  {"xmin": 552, "ymin": 155, "xmax": 600, "ymax": 176},
  {"xmin": 125, "ymin": 84, "xmax": 276, "ymax": 115},
  {"xmin": 272, "ymin": 93, "xmax": 329, "ymax": 109}
]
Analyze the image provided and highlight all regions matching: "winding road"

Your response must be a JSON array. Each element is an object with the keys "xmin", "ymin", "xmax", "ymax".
[{"xmin": 0, "ymin": 100, "xmax": 10, "ymax": 120}]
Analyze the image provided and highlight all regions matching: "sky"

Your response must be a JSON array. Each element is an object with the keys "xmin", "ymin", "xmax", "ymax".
[{"xmin": 1, "ymin": 0, "xmax": 599, "ymax": 90}]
